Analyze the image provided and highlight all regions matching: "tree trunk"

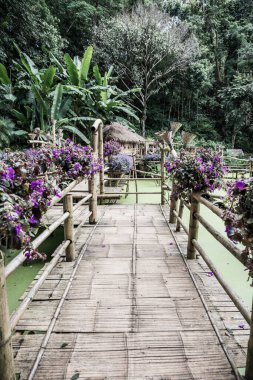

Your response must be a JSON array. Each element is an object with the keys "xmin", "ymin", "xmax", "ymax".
[
  {"xmin": 141, "ymin": 104, "xmax": 147, "ymax": 138},
  {"xmin": 231, "ymin": 127, "xmax": 237, "ymax": 149}
]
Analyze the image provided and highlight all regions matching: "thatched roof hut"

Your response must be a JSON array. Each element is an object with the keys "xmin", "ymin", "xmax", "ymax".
[{"xmin": 103, "ymin": 122, "xmax": 145, "ymax": 144}]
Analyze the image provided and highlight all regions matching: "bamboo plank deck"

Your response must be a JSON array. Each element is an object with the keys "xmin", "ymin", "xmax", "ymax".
[{"xmin": 13, "ymin": 204, "xmax": 248, "ymax": 379}]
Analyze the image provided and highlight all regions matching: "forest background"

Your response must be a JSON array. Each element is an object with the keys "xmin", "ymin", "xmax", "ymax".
[{"xmin": 0, "ymin": 0, "xmax": 252, "ymax": 151}]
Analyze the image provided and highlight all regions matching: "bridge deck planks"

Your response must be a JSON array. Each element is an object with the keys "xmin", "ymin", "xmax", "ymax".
[{"xmin": 13, "ymin": 204, "xmax": 248, "ymax": 379}]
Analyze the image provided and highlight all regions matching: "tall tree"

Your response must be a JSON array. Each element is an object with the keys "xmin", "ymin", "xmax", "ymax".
[
  {"xmin": 94, "ymin": 4, "xmax": 197, "ymax": 136},
  {"xmin": 0, "ymin": 0, "xmax": 64, "ymax": 66}
]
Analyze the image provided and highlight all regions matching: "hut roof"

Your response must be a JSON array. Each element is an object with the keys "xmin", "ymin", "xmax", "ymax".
[{"xmin": 103, "ymin": 123, "xmax": 145, "ymax": 144}]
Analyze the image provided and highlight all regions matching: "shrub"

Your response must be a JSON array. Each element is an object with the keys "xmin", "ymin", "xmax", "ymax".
[
  {"xmin": 143, "ymin": 153, "xmax": 161, "ymax": 161},
  {"xmin": 223, "ymin": 178, "xmax": 253, "ymax": 279},
  {"xmin": 103, "ymin": 140, "xmax": 121, "ymax": 157},
  {"xmin": 164, "ymin": 148, "xmax": 227, "ymax": 200},
  {"xmin": 0, "ymin": 140, "xmax": 100, "ymax": 260},
  {"xmin": 108, "ymin": 154, "xmax": 133, "ymax": 174}
]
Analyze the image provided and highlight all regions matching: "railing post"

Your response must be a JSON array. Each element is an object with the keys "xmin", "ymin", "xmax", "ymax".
[
  {"xmin": 176, "ymin": 198, "xmax": 184, "ymax": 232},
  {"xmin": 98, "ymin": 122, "xmax": 104, "ymax": 195},
  {"xmin": 63, "ymin": 195, "xmax": 75, "ymax": 262},
  {"xmin": 0, "ymin": 251, "xmax": 15, "ymax": 380},
  {"xmin": 161, "ymin": 146, "xmax": 165, "ymax": 205},
  {"xmin": 169, "ymin": 178, "xmax": 178, "ymax": 223},
  {"xmin": 187, "ymin": 192, "xmax": 200, "ymax": 259},
  {"xmin": 246, "ymin": 298, "xmax": 253, "ymax": 380},
  {"xmin": 89, "ymin": 122, "xmax": 99, "ymax": 224}
]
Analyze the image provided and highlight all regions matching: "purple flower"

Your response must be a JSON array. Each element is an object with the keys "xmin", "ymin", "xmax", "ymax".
[
  {"xmin": 74, "ymin": 162, "xmax": 82, "ymax": 171},
  {"xmin": 235, "ymin": 180, "xmax": 246, "ymax": 190},
  {"xmin": 238, "ymin": 324, "xmax": 245, "ymax": 329},
  {"xmin": 29, "ymin": 215, "xmax": 37, "ymax": 225},
  {"xmin": 207, "ymin": 271, "xmax": 214, "ymax": 277},
  {"xmin": 15, "ymin": 223, "xmax": 22, "ymax": 236}
]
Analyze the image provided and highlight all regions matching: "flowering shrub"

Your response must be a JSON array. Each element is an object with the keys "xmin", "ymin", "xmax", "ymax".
[
  {"xmin": 223, "ymin": 178, "xmax": 253, "ymax": 279},
  {"xmin": 164, "ymin": 148, "xmax": 227, "ymax": 199},
  {"xmin": 108, "ymin": 154, "xmax": 133, "ymax": 174},
  {"xmin": 103, "ymin": 140, "xmax": 121, "ymax": 157},
  {"xmin": 0, "ymin": 140, "xmax": 100, "ymax": 261},
  {"xmin": 143, "ymin": 153, "xmax": 161, "ymax": 161}
]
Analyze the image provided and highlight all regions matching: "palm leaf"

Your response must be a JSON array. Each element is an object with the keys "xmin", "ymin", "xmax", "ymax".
[
  {"xmin": 64, "ymin": 54, "xmax": 79, "ymax": 86},
  {"xmin": 93, "ymin": 65, "xmax": 102, "ymax": 85},
  {"xmin": 49, "ymin": 53, "xmax": 66, "ymax": 75},
  {"xmin": 0, "ymin": 64, "xmax": 11, "ymax": 85},
  {"xmin": 113, "ymin": 106, "xmax": 139, "ymax": 121},
  {"xmin": 11, "ymin": 109, "xmax": 27, "ymax": 124},
  {"xmin": 51, "ymin": 84, "xmax": 63, "ymax": 121},
  {"xmin": 20, "ymin": 52, "xmax": 40, "ymax": 81},
  {"xmin": 42, "ymin": 66, "xmax": 56, "ymax": 94},
  {"xmin": 60, "ymin": 125, "xmax": 90, "ymax": 144},
  {"xmin": 107, "ymin": 66, "xmax": 114, "ymax": 81},
  {"xmin": 32, "ymin": 85, "xmax": 48, "ymax": 113},
  {"xmin": 79, "ymin": 46, "xmax": 93, "ymax": 86}
]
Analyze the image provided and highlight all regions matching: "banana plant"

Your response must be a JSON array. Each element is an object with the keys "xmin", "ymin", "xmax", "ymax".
[
  {"xmin": 90, "ymin": 64, "xmax": 140, "ymax": 124},
  {"xmin": 50, "ymin": 84, "xmax": 93, "ymax": 145},
  {"xmin": 64, "ymin": 46, "xmax": 93, "ymax": 87},
  {"xmin": 0, "ymin": 117, "xmax": 27, "ymax": 148}
]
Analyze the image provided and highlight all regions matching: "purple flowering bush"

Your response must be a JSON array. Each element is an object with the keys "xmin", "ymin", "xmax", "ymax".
[
  {"xmin": 108, "ymin": 154, "xmax": 133, "ymax": 174},
  {"xmin": 103, "ymin": 140, "xmax": 121, "ymax": 157},
  {"xmin": 0, "ymin": 140, "xmax": 100, "ymax": 261},
  {"xmin": 143, "ymin": 153, "xmax": 161, "ymax": 161},
  {"xmin": 223, "ymin": 178, "xmax": 253, "ymax": 278},
  {"xmin": 164, "ymin": 148, "xmax": 227, "ymax": 200}
]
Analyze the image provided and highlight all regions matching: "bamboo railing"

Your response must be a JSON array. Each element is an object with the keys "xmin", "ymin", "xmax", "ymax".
[
  {"xmin": 168, "ymin": 184, "xmax": 253, "ymax": 379},
  {"xmin": 0, "ymin": 120, "xmax": 104, "ymax": 380}
]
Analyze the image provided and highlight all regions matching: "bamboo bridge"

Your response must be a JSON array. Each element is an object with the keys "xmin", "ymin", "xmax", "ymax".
[{"xmin": 1, "ymin": 120, "xmax": 253, "ymax": 380}]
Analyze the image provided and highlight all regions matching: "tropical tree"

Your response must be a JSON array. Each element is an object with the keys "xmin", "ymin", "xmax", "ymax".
[
  {"xmin": 94, "ymin": 4, "xmax": 197, "ymax": 136},
  {"xmin": 0, "ymin": 117, "xmax": 27, "ymax": 148}
]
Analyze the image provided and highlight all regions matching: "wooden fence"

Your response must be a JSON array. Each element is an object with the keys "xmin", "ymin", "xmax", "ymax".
[
  {"xmin": 0, "ymin": 119, "xmax": 104, "ymax": 380},
  {"xmin": 167, "ymin": 180, "xmax": 253, "ymax": 379}
]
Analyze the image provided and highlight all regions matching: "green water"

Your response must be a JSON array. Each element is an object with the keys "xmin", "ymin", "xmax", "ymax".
[
  {"xmin": 6, "ymin": 227, "xmax": 64, "ymax": 314},
  {"xmin": 120, "ymin": 179, "xmax": 252, "ymax": 309}
]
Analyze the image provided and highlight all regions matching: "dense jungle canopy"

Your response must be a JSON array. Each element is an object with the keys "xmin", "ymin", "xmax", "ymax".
[{"xmin": 0, "ymin": 0, "xmax": 252, "ymax": 150}]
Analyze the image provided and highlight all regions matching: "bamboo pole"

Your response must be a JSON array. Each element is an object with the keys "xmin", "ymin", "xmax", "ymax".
[
  {"xmin": 245, "ymin": 298, "xmax": 253, "ymax": 380},
  {"xmin": 161, "ymin": 147, "xmax": 165, "ymax": 205},
  {"xmin": 104, "ymin": 177, "xmax": 163, "ymax": 181},
  {"xmin": 193, "ymin": 193, "xmax": 223, "ymax": 218},
  {"xmin": 5, "ymin": 212, "xmax": 69, "ymax": 277},
  {"xmin": 194, "ymin": 212, "xmax": 244, "ymax": 265},
  {"xmin": 172, "ymin": 210, "xmax": 189, "ymax": 235},
  {"xmin": 89, "ymin": 123, "xmax": 98, "ymax": 224},
  {"xmin": 176, "ymin": 198, "xmax": 184, "ymax": 232},
  {"xmin": 0, "ymin": 251, "xmax": 15, "ymax": 380},
  {"xmin": 133, "ymin": 155, "xmax": 138, "ymax": 203},
  {"xmin": 169, "ymin": 179, "xmax": 178, "ymax": 223},
  {"xmin": 187, "ymin": 193, "xmax": 200, "ymax": 259},
  {"xmin": 63, "ymin": 195, "xmax": 75, "ymax": 261},
  {"xmin": 98, "ymin": 122, "xmax": 104, "ymax": 195},
  {"xmin": 192, "ymin": 239, "xmax": 251, "ymax": 324},
  {"xmin": 73, "ymin": 193, "xmax": 92, "ymax": 212},
  {"xmin": 10, "ymin": 241, "xmax": 70, "ymax": 329}
]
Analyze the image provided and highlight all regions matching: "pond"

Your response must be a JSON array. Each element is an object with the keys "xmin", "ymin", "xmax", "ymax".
[{"xmin": 6, "ymin": 226, "xmax": 64, "ymax": 314}]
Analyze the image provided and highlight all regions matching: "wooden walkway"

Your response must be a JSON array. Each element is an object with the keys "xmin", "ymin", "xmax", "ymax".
[{"xmin": 13, "ymin": 204, "xmax": 248, "ymax": 379}]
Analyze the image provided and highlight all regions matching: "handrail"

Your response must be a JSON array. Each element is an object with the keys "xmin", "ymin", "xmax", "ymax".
[
  {"xmin": 0, "ymin": 121, "xmax": 103, "ymax": 378},
  {"xmin": 167, "ymin": 187, "xmax": 253, "ymax": 377},
  {"xmin": 5, "ymin": 212, "xmax": 69, "ymax": 277}
]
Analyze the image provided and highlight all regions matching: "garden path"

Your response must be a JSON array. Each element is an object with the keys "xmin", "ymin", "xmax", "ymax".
[{"xmin": 13, "ymin": 204, "xmax": 248, "ymax": 379}]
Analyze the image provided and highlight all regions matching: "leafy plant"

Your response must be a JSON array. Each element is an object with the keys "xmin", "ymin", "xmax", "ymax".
[
  {"xmin": 108, "ymin": 154, "xmax": 133, "ymax": 174},
  {"xmin": 164, "ymin": 148, "xmax": 227, "ymax": 200},
  {"xmin": 223, "ymin": 178, "xmax": 253, "ymax": 279}
]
